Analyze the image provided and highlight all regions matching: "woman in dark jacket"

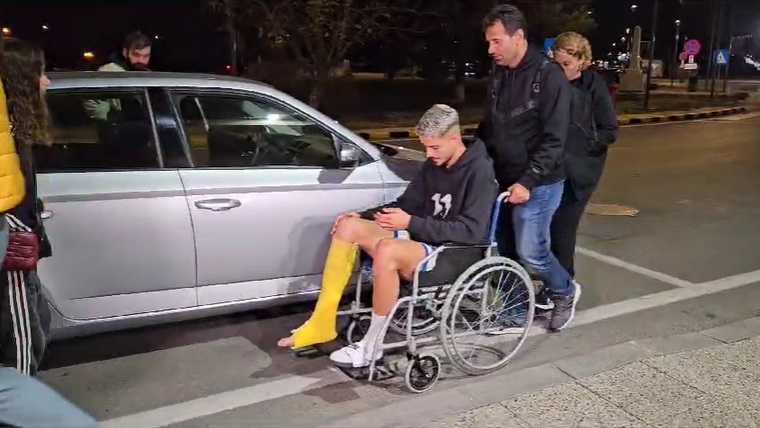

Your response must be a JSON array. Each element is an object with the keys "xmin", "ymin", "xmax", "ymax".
[
  {"xmin": 549, "ymin": 32, "xmax": 619, "ymax": 279},
  {"xmin": 0, "ymin": 37, "xmax": 54, "ymax": 376}
]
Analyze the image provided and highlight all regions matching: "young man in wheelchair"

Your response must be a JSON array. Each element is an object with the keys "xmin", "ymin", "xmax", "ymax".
[{"xmin": 278, "ymin": 104, "xmax": 498, "ymax": 368}]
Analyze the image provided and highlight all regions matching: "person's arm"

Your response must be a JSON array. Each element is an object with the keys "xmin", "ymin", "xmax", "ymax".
[
  {"xmin": 83, "ymin": 63, "xmax": 125, "ymax": 121},
  {"xmin": 407, "ymin": 164, "xmax": 497, "ymax": 245},
  {"xmin": 358, "ymin": 164, "xmax": 427, "ymax": 220},
  {"xmin": 589, "ymin": 73, "xmax": 619, "ymax": 152},
  {"xmin": 475, "ymin": 75, "xmax": 498, "ymax": 159},
  {"xmin": 517, "ymin": 64, "xmax": 571, "ymax": 190},
  {"xmin": 83, "ymin": 99, "xmax": 112, "ymax": 121}
]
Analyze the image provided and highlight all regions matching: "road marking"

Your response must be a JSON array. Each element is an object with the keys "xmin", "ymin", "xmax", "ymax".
[
  {"xmin": 705, "ymin": 111, "xmax": 760, "ymax": 121},
  {"xmin": 569, "ymin": 268, "xmax": 760, "ymax": 329},
  {"xmin": 576, "ymin": 247, "xmax": 695, "ymax": 288},
  {"xmin": 372, "ymin": 111, "xmax": 758, "ymax": 145},
  {"xmin": 99, "ymin": 371, "xmax": 341, "ymax": 428}
]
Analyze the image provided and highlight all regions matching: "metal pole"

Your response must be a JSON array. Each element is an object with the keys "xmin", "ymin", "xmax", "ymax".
[
  {"xmin": 671, "ymin": 21, "xmax": 681, "ymax": 87},
  {"xmin": 723, "ymin": 1, "xmax": 735, "ymax": 93},
  {"xmin": 710, "ymin": 0, "xmax": 725, "ymax": 98},
  {"xmin": 643, "ymin": 0, "xmax": 658, "ymax": 110},
  {"xmin": 705, "ymin": 0, "xmax": 718, "ymax": 90}
]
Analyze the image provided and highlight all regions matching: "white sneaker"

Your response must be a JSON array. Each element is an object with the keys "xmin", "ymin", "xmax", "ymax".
[{"xmin": 329, "ymin": 342, "xmax": 383, "ymax": 368}]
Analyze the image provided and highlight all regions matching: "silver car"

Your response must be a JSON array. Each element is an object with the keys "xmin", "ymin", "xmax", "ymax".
[{"xmin": 37, "ymin": 71, "xmax": 411, "ymax": 340}]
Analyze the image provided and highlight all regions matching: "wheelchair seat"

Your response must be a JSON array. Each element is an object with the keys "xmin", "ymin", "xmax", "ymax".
[{"xmin": 359, "ymin": 244, "xmax": 487, "ymax": 289}]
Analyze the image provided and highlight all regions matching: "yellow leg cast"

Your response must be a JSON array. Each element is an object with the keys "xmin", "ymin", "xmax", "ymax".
[{"xmin": 290, "ymin": 238, "xmax": 357, "ymax": 349}]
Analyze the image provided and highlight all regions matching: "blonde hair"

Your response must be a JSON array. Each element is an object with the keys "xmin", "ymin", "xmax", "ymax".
[
  {"xmin": 416, "ymin": 104, "xmax": 460, "ymax": 138},
  {"xmin": 551, "ymin": 31, "xmax": 593, "ymax": 71}
]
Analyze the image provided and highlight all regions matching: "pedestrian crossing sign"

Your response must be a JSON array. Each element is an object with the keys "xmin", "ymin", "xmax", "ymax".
[{"xmin": 714, "ymin": 49, "xmax": 729, "ymax": 65}]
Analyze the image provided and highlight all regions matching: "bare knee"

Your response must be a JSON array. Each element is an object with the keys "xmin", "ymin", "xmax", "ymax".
[
  {"xmin": 372, "ymin": 238, "xmax": 401, "ymax": 272},
  {"xmin": 333, "ymin": 216, "xmax": 365, "ymax": 242}
]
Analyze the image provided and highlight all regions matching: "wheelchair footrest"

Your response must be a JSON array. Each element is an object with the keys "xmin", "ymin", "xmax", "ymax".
[
  {"xmin": 292, "ymin": 346, "xmax": 324, "ymax": 359},
  {"xmin": 334, "ymin": 360, "xmax": 396, "ymax": 382},
  {"xmin": 292, "ymin": 341, "xmax": 341, "ymax": 359}
]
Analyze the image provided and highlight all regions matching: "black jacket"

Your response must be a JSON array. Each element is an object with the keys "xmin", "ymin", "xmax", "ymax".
[
  {"xmin": 564, "ymin": 69, "xmax": 619, "ymax": 201},
  {"xmin": 360, "ymin": 139, "xmax": 497, "ymax": 246},
  {"xmin": 476, "ymin": 47, "xmax": 571, "ymax": 191}
]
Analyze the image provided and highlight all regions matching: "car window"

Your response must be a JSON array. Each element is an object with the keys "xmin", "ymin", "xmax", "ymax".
[
  {"xmin": 172, "ymin": 92, "xmax": 338, "ymax": 169},
  {"xmin": 35, "ymin": 89, "xmax": 160, "ymax": 172}
]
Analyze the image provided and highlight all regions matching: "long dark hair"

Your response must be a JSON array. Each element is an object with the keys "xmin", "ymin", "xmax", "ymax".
[{"xmin": 0, "ymin": 37, "xmax": 51, "ymax": 171}]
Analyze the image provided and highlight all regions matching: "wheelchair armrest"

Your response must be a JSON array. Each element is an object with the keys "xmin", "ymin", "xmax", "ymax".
[
  {"xmin": 411, "ymin": 242, "xmax": 491, "ymax": 275},
  {"xmin": 438, "ymin": 242, "xmax": 493, "ymax": 251}
]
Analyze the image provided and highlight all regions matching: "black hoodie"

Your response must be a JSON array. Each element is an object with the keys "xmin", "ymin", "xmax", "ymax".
[
  {"xmin": 360, "ymin": 139, "xmax": 497, "ymax": 246},
  {"xmin": 564, "ymin": 69, "xmax": 619, "ymax": 201},
  {"xmin": 476, "ymin": 46, "xmax": 571, "ymax": 191}
]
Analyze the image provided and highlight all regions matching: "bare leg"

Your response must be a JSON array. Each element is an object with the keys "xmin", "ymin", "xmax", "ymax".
[
  {"xmin": 329, "ymin": 238, "xmax": 426, "ymax": 368},
  {"xmin": 370, "ymin": 238, "xmax": 427, "ymax": 316},
  {"xmin": 277, "ymin": 217, "xmax": 392, "ymax": 349}
]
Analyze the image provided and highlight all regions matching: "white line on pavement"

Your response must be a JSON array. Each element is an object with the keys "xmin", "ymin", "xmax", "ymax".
[
  {"xmin": 576, "ymin": 247, "xmax": 695, "ymax": 288},
  {"xmin": 99, "ymin": 371, "xmax": 341, "ymax": 428},
  {"xmin": 569, "ymin": 268, "xmax": 760, "ymax": 329}
]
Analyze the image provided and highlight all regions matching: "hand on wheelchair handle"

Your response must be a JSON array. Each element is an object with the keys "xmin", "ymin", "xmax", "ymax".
[{"xmin": 506, "ymin": 183, "xmax": 530, "ymax": 204}]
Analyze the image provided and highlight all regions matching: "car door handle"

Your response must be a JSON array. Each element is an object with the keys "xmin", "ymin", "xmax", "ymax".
[{"xmin": 194, "ymin": 199, "xmax": 242, "ymax": 212}]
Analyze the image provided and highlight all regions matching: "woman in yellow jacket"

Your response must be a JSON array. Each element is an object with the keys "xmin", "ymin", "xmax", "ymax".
[
  {"xmin": 0, "ymin": 63, "xmax": 25, "ymax": 212},
  {"xmin": 0, "ymin": 38, "xmax": 98, "ymax": 428}
]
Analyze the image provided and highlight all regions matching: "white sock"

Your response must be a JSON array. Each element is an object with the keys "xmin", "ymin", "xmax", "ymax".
[{"xmin": 360, "ymin": 312, "xmax": 388, "ymax": 354}]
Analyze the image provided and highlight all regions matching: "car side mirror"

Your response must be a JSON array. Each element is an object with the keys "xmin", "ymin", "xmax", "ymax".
[{"xmin": 339, "ymin": 144, "xmax": 361, "ymax": 168}]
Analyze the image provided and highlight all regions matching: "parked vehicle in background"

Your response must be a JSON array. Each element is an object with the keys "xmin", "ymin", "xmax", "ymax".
[{"xmin": 38, "ymin": 72, "xmax": 411, "ymax": 339}]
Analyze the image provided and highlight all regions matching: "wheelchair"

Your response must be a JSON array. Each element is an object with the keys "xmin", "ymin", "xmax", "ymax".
[{"xmin": 333, "ymin": 191, "xmax": 537, "ymax": 393}]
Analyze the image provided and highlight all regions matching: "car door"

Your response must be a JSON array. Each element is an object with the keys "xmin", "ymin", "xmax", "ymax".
[
  {"xmin": 169, "ymin": 88, "xmax": 386, "ymax": 305},
  {"xmin": 35, "ymin": 86, "xmax": 197, "ymax": 321}
]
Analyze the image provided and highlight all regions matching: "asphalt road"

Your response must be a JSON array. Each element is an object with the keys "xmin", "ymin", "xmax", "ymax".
[{"xmin": 37, "ymin": 111, "xmax": 760, "ymax": 427}]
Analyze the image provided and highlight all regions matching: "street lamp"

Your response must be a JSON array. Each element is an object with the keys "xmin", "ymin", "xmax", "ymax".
[
  {"xmin": 42, "ymin": 24, "xmax": 49, "ymax": 31},
  {"xmin": 643, "ymin": 0, "xmax": 659, "ymax": 110},
  {"xmin": 1, "ymin": 27, "xmax": 11, "ymax": 36},
  {"xmin": 671, "ymin": 20, "xmax": 682, "ymax": 87},
  {"xmin": 83, "ymin": 51, "xmax": 95, "ymax": 60}
]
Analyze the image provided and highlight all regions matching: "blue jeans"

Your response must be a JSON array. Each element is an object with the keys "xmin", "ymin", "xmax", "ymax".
[
  {"xmin": 496, "ymin": 181, "xmax": 574, "ymax": 317},
  {"xmin": 0, "ymin": 366, "xmax": 98, "ymax": 427}
]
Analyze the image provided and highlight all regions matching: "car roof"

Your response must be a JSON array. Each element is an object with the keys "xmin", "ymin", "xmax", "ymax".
[{"xmin": 47, "ymin": 71, "xmax": 274, "ymax": 92}]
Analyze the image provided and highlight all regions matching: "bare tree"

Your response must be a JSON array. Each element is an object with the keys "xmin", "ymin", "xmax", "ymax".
[
  {"xmin": 513, "ymin": 0, "xmax": 597, "ymax": 40},
  {"xmin": 248, "ymin": 0, "xmax": 433, "ymax": 107},
  {"xmin": 206, "ymin": 0, "xmax": 250, "ymax": 75}
]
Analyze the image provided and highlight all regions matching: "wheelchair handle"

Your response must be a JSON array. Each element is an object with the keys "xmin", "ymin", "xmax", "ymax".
[{"xmin": 488, "ymin": 191, "xmax": 511, "ymax": 244}]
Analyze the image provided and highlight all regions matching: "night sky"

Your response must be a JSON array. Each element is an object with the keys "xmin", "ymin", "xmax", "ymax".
[{"xmin": 1, "ymin": 0, "xmax": 758, "ymax": 73}]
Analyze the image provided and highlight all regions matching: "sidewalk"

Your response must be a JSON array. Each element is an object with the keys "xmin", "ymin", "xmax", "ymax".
[
  {"xmin": 326, "ymin": 317, "xmax": 760, "ymax": 428},
  {"xmin": 421, "ymin": 318, "xmax": 760, "ymax": 428}
]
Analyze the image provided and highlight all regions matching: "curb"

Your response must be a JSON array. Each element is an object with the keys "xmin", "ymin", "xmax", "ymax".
[
  {"xmin": 354, "ymin": 106, "xmax": 748, "ymax": 141},
  {"xmin": 325, "ymin": 317, "xmax": 760, "ymax": 428}
]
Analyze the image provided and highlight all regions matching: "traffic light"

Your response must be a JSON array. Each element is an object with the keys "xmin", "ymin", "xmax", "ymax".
[{"xmin": 225, "ymin": 64, "xmax": 232, "ymax": 73}]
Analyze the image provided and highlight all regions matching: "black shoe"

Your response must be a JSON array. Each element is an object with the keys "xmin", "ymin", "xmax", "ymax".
[
  {"xmin": 534, "ymin": 286, "xmax": 554, "ymax": 311},
  {"xmin": 548, "ymin": 281, "xmax": 582, "ymax": 332}
]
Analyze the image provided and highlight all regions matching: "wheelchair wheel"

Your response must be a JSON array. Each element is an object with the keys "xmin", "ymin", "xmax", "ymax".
[
  {"xmin": 439, "ymin": 256, "xmax": 535, "ymax": 376},
  {"xmin": 346, "ymin": 315, "xmax": 371, "ymax": 344},
  {"xmin": 404, "ymin": 353, "xmax": 441, "ymax": 393},
  {"xmin": 388, "ymin": 300, "xmax": 441, "ymax": 337}
]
